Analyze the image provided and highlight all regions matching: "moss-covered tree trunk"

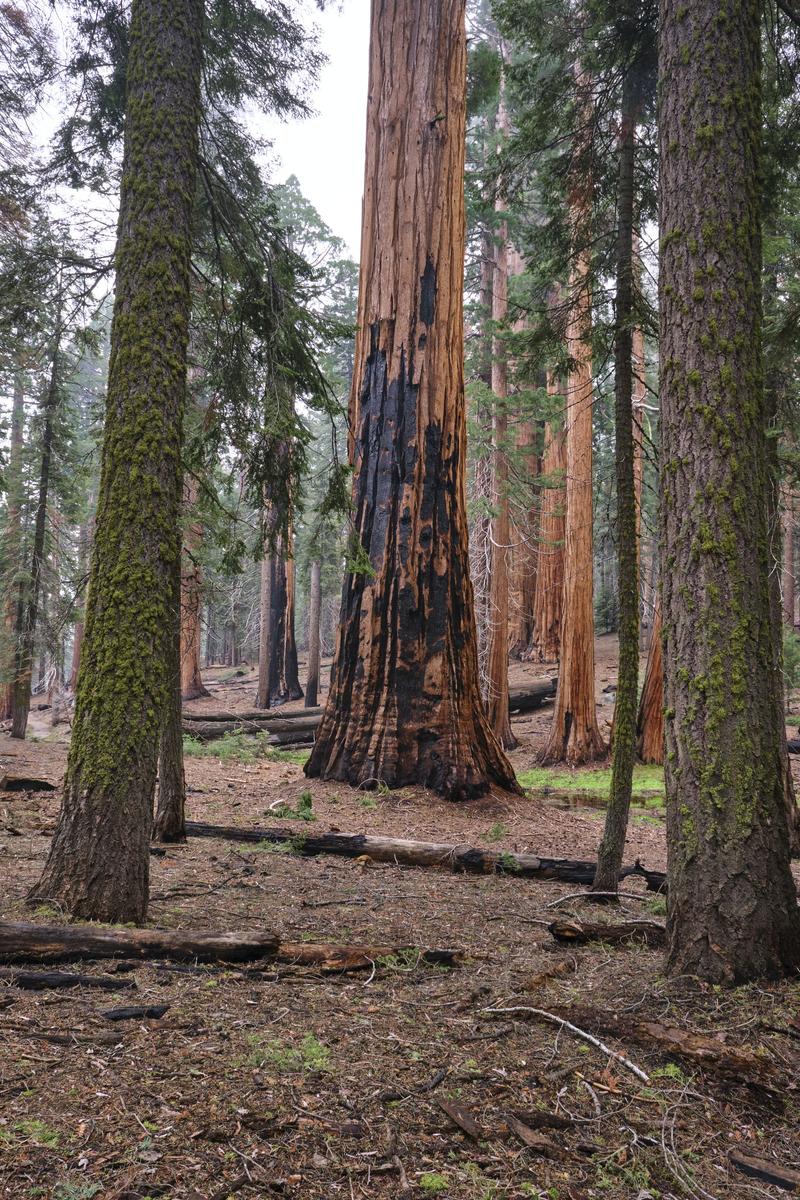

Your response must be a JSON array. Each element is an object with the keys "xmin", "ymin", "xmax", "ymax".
[
  {"xmin": 306, "ymin": 0, "xmax": 519, "ymax": 800},
  {"xmin": 659, "ymin": 0, "xmax": 800, "ymax": 980},
  {"xmin": 1, "ymin": 374, "xmax": 24, "ymax": 721},
  {"xmin": 305, "ymin": 558, "xmax": 321, "ymax": 708},
  {"xmin": 29, "ymin": 0, "xmax": 202, "ymax": 923},
  {"xmin": 154, "ymin": 557, "xmax": 186, "ymax": 843},
  {"xmin": 593, "ymin": 67, "xmax": 639, "ymax": 893}
]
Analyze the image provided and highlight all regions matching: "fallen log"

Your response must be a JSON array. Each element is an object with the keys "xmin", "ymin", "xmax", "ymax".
[
  {"xmin": 508, "ymin": 679, "xmax": 558, "ymax": 713},
  {"xmin": 548, "ymin": 920, "xmax": 666, "ymax": 949},
  {"xmin": 275, "ymin": 942, "xmax": 463, "ymax": 972},
  {"xmin": 0, "ymin": 968, "xmax": 136, "ymax": 991},
  {"xmin": 183, "ymin": 707, "xmax": 323, "ymax": 723},
  {"xmin": 184, "ymin": 821, "xmax": 667, "ymax": 889},
  {"xmin": 0, "ymin": 922, "xmax": 279, "ymax": 965},
  {"xmin": 182, "ymin": 717, "xmax": 319, "ymax": 743},
  {"xmin": 103, "ymin": 1004, "xmax": 170, "ymax": 1021},
  {"xmin": 729, "ymin": 1151, "xmax": 800, "ymax": 1192},
  {"xmin": 0, "ymin": 775, "xmax": 57, "ymax": 792}
]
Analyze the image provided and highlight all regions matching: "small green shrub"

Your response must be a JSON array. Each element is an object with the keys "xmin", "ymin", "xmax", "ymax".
[
  {"xmin": 486, "ymin": 822, "xmax": 508, "ymax": 842},
  {"xmin": 419, "ymin": 1174, "xmax": 449, "ymax": 1195},
  {"xmin": 247, "ymin": 1033, "xmax": 331, "ymax": 1072},
  {"xmin": 268, "ymin": 790, "xmax": 316, "ymax": 821}
]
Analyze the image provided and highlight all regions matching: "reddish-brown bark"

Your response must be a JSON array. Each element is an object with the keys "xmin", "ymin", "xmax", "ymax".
[
  {"xmin": 306, "ymin": 0, "xmax": 519, "ymax": 799},
  {"xmin": 531, "ymin": 376, "xmax": 565, "ymax": 665}
]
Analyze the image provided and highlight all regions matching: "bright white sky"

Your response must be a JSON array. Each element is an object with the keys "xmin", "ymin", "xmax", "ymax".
[{"xmin": 259, "ymin": 0, "xmax": 370, "ymax": 257}]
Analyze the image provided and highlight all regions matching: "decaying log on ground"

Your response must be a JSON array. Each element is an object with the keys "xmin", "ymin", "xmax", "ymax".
[
  {"xmin": 438, "ymin": 1099, "xmax": 482, "ymax": 1140},
  {"xmin": 504, "ymin": 1113, "xmax": 567, "ymax": 1159},
  {"xmin": 183, "ymin": 707, "xmax": 323, "ymax": 723},
  {"xmin": 276, "ymin": 943, "xmax": 463, "ymax": 972},
  {"xmin": 552, "ymin": 1006, "xmax": 780, "ymax": 1091},
  {"xmin": 184, "ymin": 820, "xmax": 667, "ymax": 889},
  {"xmin": 0, "ymin": 922, "xmax": 279, "ymax": 965},
  {"xmin": 0, "ymin": 968, "xmax": 136, "ymax": 991},
  {"xmin": 103, "ymin": 1004, "xmax": 170, "ymax": 1021},
  {"xmin": 729, "ymin": 1150, "xmax": 800, "ymax": 1192},
  {"xmin": 508, "ymin": 679, "xmax": 558, "ymax": 712},
  {"xmin": 182, "ymin": 715, "xmax": 320, "ymax": 740},
  {"xmin": 548, "ymin": 920, "xmax": 666, "ymax": 948}
]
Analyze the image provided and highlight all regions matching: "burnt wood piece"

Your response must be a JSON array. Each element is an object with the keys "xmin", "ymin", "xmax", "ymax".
[
  {"xmin": 0, "ymin": 775, "xmax": 56, "ymax": 792},
  {"xmin": 0, "ymin": 968, "xmax": 136, "ymax": 991},
  {"xmin": 276, "ymin": 943, "xmax": 463, "ymax": 972},
  {"xmin": 103, "ymin": 1004, "xmax": 170, "ymax": 1021},
  {"xmin": 184, "ymin": 821, "xmax": 667, "ymax": 889},
  {"xmin": 0, "ymin": 923, "xmax": 279, "ymax": 965},
  {"xmin": 728, "ymin": 1151, "xmax": 800, "ymax": 1192},
  {"xmin": 548, "ymin": 920, "xmax": 666, "ymax": 948}
]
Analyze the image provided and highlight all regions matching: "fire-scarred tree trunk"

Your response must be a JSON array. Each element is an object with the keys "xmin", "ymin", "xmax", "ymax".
[
  {"xmin": 306, "ymin": 0, "xmax": 519, "ymax": 799},
  {"xmin": 593, "ymin": 63, "xmax": 639, "ymax": 893},
  {"xmin": 542, "ymin": 84, "xmax": 605, "ymax": 765},
  {"xmin": 29, "ymin": 0, "xmax": 203, "ymax": 923},
  {"xmin": 659, "ymin": 0, "xmax": 800, "ymax": 979},
  {"xmin": 485, "ymin": 84, "xmax": 516, "ymax": 750},
  {"xmin": 180, "ymin": 472, "xmax": 208, "ymax": 701},
  {"xmin": 636, "ymin": 597, "xmax": 663, "ymax": 764},
  {"xmin": 532, "ymin": 375, "xmax": 565, "ymax": 664},
  {"xmin": 1, "ymin": 374, "xmax": 24, "ymax": 720}
]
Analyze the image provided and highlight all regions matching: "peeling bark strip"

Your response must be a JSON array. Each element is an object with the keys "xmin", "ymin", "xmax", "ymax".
[
  {"xmin": 306, "ymin": 0, "xmax": 518, "ymax": 800},
  {"xmin": 659, "ymin": 0, "xmax": 800, "ymax": 979}
]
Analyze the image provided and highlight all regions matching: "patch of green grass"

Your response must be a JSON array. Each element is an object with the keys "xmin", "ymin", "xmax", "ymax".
[
  {"xmin": 53, "ymin": 1185, "xmax": 102, "ymax": 1200},
  {"xmin": 183, "ymin": 733, "xmax": 310, "ymax": 767},
  {"xmin": 358, "ymin": 795, "xmax": 378, "ymax": 810},
  {"xmin": 7, "ymin": 1120, "xmax": 61, "ymax": 1148},
  {"xmin": 246, "ymin": 1033, "xmax": 331, "ymax": 1072},
  {"xmin": 518, "ymin": 764, "xmax": 664, "ymax": 803},
  {"xmin": 268, "ymin": 790, "xmax": 316, "ymax": 821},
  {"xmin": 266, "ymin": 747, "xmax": 311, "ymax": 765}
]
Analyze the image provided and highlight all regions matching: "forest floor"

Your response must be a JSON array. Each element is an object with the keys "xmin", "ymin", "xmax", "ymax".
[{"xmin": 0, "ymin": 634, "xmax": 799, "ymax": 1200}]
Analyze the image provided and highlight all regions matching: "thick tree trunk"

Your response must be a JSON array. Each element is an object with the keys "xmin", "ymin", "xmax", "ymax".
[
  {"xmin": 305, "ymin": 559, "xmax": 321, "ymax": 707},
  {"xmin": 470, "ymin": 225, "xmax": 496, "ymax": 680},
  {"xmin": 593, "ymin": 68, "xmax": 640, "ymax": 894},
  {"xmin": 305, "ymin": 0, "xmax": 519, "ymax": 799},
  {"xmin": 485, "ymin": 87, "xmax": 516, "ymax": 750},
  {"xmin": 636, "ymin": 598, "xmax": 663, "ymax": 764},
  {"xmin": 180, "ymin": 472, "xmax": 208, "ymax": 701},
  {"xmin": 532, "ymin": 380, "xmax": 566, "ymax": 664},
  {"xmin": 1, "ymin": 375, "xmax": 24, "ymax": 720},
  {"xmin": 542, "ymin": 101, "xmax": 604, "ymax": 765},
  {"xmin": 256, "ymin": 552, "xmax": 273, "ymax": 710},
  {"xmin": 659, "ymin": 0, "xmax": 800, "ymax": 979},
  {"xmin": 11, "ymin": 315, "xmax": 62, "ymax": 739},
  {"xmin": 154, "ymin": 558, "xmax": 186, "ymax": 843},
  {"xmin": 28, "ymin": 0, "xmax": 203, "ymax": 923}
]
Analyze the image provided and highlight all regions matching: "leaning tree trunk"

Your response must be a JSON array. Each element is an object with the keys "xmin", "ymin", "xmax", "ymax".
[
  {"xmin": 532, "ymin": 378, "xmax": 566, "ymax": 664},
  {"xmin": 1, "ymin": 374, "xmax": 24, "ymax": 720},
  {"xmin": 542, "ymin": 80, "xmax": 605, "ymax": 765},
  {"xmin": 636, "ymin": 597, "xmax": 663, "ymax": 764},
  {"xmin": 11, "ymin": 308, "xmax": 62, "ymax": 740},
  {"xmin": 485, "ymin": 83, "xmax": 516, "ymax": 750},
  {"xmin": 154, "ymin": 557, "xmax": 186, "ymax": 842},
  {"xmin": 659, "ymin": 0, "xmax": 800, "ymax": 980},
  {"xmin": 306, "ymin": 0, "xmax": 519, "ymax": 799},
  {"xmin": 593, "ymin": 64, "xmax": 639, "ymax": 893},
  {"xmin": 29, "ymin": 0, "xmax": 203, "ymax": 923},
  {"xmin": 305, "ymin": 558, "xmax": 321, "ymax": 708}
]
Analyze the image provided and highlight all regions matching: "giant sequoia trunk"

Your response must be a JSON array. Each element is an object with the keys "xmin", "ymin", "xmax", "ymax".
[
  {"xmin": 659, "ymin": 0, "xmax": 800, "ymax": 979},
  {"xmin": 593, "ymin": 66, "xmax": 639, "ymax": 893},
  {"xmin": 542, "ymin": 116, "xmax": 605, "ymax": 765},
  {"xmin": 1, "ymin": 375, "xmax": 24, "ymax": 720},
  {"xmin": 306, "ymin": 0, "xmax": 519, "ymax": 799},
  {"xmin": 29, "ymin": 0, "xmax": 203, "ymax": 923},
  {"xmin": 532, "ymin": 379, "xmax": 566, "ymax": 664}
]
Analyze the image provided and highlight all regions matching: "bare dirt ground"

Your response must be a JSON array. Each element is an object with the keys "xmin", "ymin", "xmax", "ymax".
[{"xmin": 0, "ymin": 638, "xmax": 798, "ymax": 1199}]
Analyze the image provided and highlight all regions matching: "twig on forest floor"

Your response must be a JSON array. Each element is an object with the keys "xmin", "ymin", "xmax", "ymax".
[{"xmin": 480, "ymin": 1005, "xmax": 650, "ymax": 1083}]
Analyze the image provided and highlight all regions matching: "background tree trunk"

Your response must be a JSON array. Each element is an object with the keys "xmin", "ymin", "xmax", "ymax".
[
  {"xmin": 1, "ymin": 374, "xmax": 24, "ymax": 720},
  {"xmin": 306, "ymin": 0, "xmax": 519, "ymax": 799},
  {"xmin": 29, "ymin": 0, "xmax": 203, "ymax": 924},
  {"xmin": 485, "ymin": 85, "xmax": 516, "ymax": 750},
  {"xmin": 636, "ymin": 598, "xmax": 663, "ymax": 764},
  {"xmin": 180, "ymin": 472, "xmax": 208, "ymax": 700},
  {"xmin": 783, "ymin": 489, "xmax": 795, "ymax": 627},
  {"xmin": 532, "ymin": 376, "xmax": 566, "ymax": 664},
  {"xmin": 256, "ymin": 551, "xmax": 273, "ymax": 710},
  {"xmin": 305, "ymin": 558, "xmax": 321, "ymax": 708},
  {"xmin": 659, "ymin": 0, "xmax": 800, "ymax": 980}
]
